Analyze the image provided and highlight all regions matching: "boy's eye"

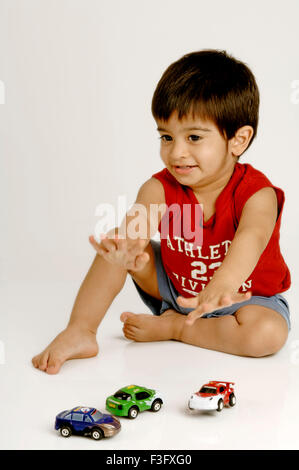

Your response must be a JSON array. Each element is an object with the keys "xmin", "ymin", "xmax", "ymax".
[
  {"xmin": 159, "ymin": 135, "xmax": 172, "ymax": 142},
  {"xmin": 158, "ymin": 134, "xmax": 202, "ymax": 143},
  {"xmin": 188, "ymin": 135, "xmax": 201, "ymax": 141}
]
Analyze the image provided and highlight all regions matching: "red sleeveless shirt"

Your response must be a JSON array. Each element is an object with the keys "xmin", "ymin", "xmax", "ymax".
[{"xmin": 152, "ymin": 163, "xmax": 291, "ymax": 297}]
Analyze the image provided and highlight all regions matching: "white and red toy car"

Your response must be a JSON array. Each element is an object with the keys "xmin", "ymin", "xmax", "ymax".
[{"xmin": 188, "ymin": 381, "xmax": 236, "ymax": 412}]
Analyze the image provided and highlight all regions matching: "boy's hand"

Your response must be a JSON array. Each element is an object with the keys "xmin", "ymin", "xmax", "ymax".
[
  {"xmin": 89, "ymin": 230, "xmax": 150, "ymax": 272},
  {"xmin": 177, "ymin": 280, "xmax": 252, "ymax": 325}
]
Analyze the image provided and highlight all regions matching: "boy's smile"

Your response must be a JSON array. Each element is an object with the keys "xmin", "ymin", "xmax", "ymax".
[{"xmin": 156, "ymin": 111, "xmax": 237, "ymax": 197}]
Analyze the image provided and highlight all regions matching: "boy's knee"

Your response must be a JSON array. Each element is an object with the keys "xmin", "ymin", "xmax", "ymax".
[{"xmin": 242, "ymin": 317, "xmax": 288, "ymax": 358}]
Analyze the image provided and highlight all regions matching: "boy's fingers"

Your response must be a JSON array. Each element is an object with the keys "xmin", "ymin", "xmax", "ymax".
[
  {"xmin": 100, "ymin": 248, "xmax": 110, "ymax": 257},
  {"xmin": 177, "ymin": 296, "xmax": 198, "ymax": 308},
  {"xmin": 89, "ymin": 235, "xmax": 98, "ymax": 245},
  {"xmin": 89, "ymin": 235, "xmax": 108, "ymax": 249},
  {"xmin": 130, "ymin": 253, "xmax": 149, "ymax": 271},
  {"xmin": 218, "ymin": 295, "xmax": 233, "ymax": 307},
  {"xmin": 178, "ymin": 291, "xmax": 252, "ymax": 325},
  {"xmin": 185, "ymin": 311, "xmax": 204, "ymax": 325},
  {"xmin": 108, "ymin": 237, "xmax": 147, "ymax": 257},
  {"xmin": 127, "ymin": 239, "xmax": 147, "ymax": 255},
  {"xmin": 199, "ymin": 302, "xmax": 214, "ymax": 314},
  {"xmin": 127, "ymin": 253, "xmax": 150, "ymax": 271},
  {"xmin": 185, "ymin": 301, "xmax": 215, "ymax": 324},
  {"xmin": 89, "ymin": 236, "xmax": 116, "ymax": 260},
  {"xmin": 89, "ymin": 235, "xmax": 106, "ymax": 253},
  {"xmin": 114, "ymin": 238, "xmax": 127, "ymax": 251},
  {"xmin": 231, "ymin": 291, "xmax": 252, "ymax": 304},
  {"xmin": 100, "ymin": 238, "xmax": 117, "ymax": 252}
]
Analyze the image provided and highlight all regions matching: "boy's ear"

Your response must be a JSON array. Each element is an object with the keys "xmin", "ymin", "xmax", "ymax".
[{"xmin": 229, "ymin": 125, "xmax": 254, "ymax": 157}]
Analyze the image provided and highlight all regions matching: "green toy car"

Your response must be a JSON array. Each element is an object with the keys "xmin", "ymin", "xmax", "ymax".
[{"xmin": 106, "ymin": 385, "xmax": 164, "ymax": 419}]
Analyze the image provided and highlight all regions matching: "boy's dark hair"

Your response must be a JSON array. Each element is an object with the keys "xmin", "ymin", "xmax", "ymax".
[{"xmin": 151, "ymin": 49, "xmax": 259, "ymax": 155}]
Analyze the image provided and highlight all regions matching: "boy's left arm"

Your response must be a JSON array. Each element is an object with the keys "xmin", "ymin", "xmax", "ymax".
[{"xmin": 177, "ymin": 187, "xmax": 278, "ymax": 324}]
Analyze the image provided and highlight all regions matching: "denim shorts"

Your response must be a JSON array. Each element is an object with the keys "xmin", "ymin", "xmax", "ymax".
[{"xmin": 132, "ymin": 240, "xmax": 291, "ymax": 331}]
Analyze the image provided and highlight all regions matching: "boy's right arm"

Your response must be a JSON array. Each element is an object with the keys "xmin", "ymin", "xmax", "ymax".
[{"xmin": 89, "ymin": 177, "xmax": 166, "ymax": 271}]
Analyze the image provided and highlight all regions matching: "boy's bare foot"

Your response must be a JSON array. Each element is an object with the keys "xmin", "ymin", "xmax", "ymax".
[
  {"xmin": 32, "ymin": 325, "xmax": 99, "ymax": 374},
  {"xmin": 120, "ymin": 309, "xmax": 183, "ymax": 342}
]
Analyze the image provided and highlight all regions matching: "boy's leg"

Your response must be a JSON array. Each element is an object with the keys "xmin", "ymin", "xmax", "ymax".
[
  {"xmin": 32, "ymin": 254, "xmax": 127, "ymax": 373},
  {"xmin": 32, "ymin": 242, "xmax": 162, "ymax": 374},
  {"xmin": 175, "ymin": 304, "xmax": 288, "ymax": 357},
  {"xmin": 122, "ymin": 304, "xmax": 289, "ymax": 357},
  {"xmin": 123, "ymin": 243, "xmax": 289, "ymax": 356}
]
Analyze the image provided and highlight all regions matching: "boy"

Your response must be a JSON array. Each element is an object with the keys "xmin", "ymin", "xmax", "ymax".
[{"xmin": 32, "ymin": 50, "xmax": 291, "ymax": 374}]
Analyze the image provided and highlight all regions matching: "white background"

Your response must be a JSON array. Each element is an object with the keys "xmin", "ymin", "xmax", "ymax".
[{"xmin": 0, "ymin": 0, "xmax": 298, "ymax": 450}]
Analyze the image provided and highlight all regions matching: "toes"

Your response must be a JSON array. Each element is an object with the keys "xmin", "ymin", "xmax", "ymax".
[
  {"xmin": 34, "ymin": 351, "xmax": 49, "ymax": 372},
  {"xmin": 32, "ymin": 355, "xmax": 39, "ymax": 368},
  {"xmin": 46, "ymin": 354, "xmax": 63, "ymax": 375},
  {"xmin": 122, "ymin": 324, "xmax": 136, "ymax": 340},
  {"xmin": 32, "ymin": 350, "xmax": 63, "ymax": 374},
  {"xmin": 120, "ymin": 311, "xmax": 136, "ymax": 323}
]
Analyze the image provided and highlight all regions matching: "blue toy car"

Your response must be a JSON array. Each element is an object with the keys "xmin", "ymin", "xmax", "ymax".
[{"xmin": 55, "ymin": 406, "xmax": 121, "ymax": 440}]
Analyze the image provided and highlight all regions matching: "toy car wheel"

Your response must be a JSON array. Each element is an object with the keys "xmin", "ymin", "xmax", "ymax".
[
  {"xmin": 229, "ymin": 393, "xmax": 236, "ymax": 407},
  {"xmin": 128, "ymin": 406, "xmax": 139, "ymax": 419},
  {"xmin": 91, "ymin": 428, "xmax": 103, "ymax": 440},
  {"xmin": 60, "ymin": 425, "xmax": 72, "ymax": 438},
  {"xmin": 151, "ymin": 399, "xmax": 162, "ymax": 412},
  {"xmin": 217, "ymin": 399, "xmax": 224, "ymax": 412}
]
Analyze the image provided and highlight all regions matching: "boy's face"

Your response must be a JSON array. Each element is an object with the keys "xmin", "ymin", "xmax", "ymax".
[{"xmin": 156, "ymin": 111, "xmax": 237, "ymax": 193}]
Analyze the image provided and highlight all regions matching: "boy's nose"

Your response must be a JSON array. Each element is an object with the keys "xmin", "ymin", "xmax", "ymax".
[{"xmin": 168, "ymin": 140, "xmax": 190, "ymax": 161}]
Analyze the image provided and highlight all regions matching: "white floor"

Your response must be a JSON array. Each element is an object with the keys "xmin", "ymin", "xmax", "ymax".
[{"xmin": 0, "ymin": 279, "xmax": 298, "ymax": 450}]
